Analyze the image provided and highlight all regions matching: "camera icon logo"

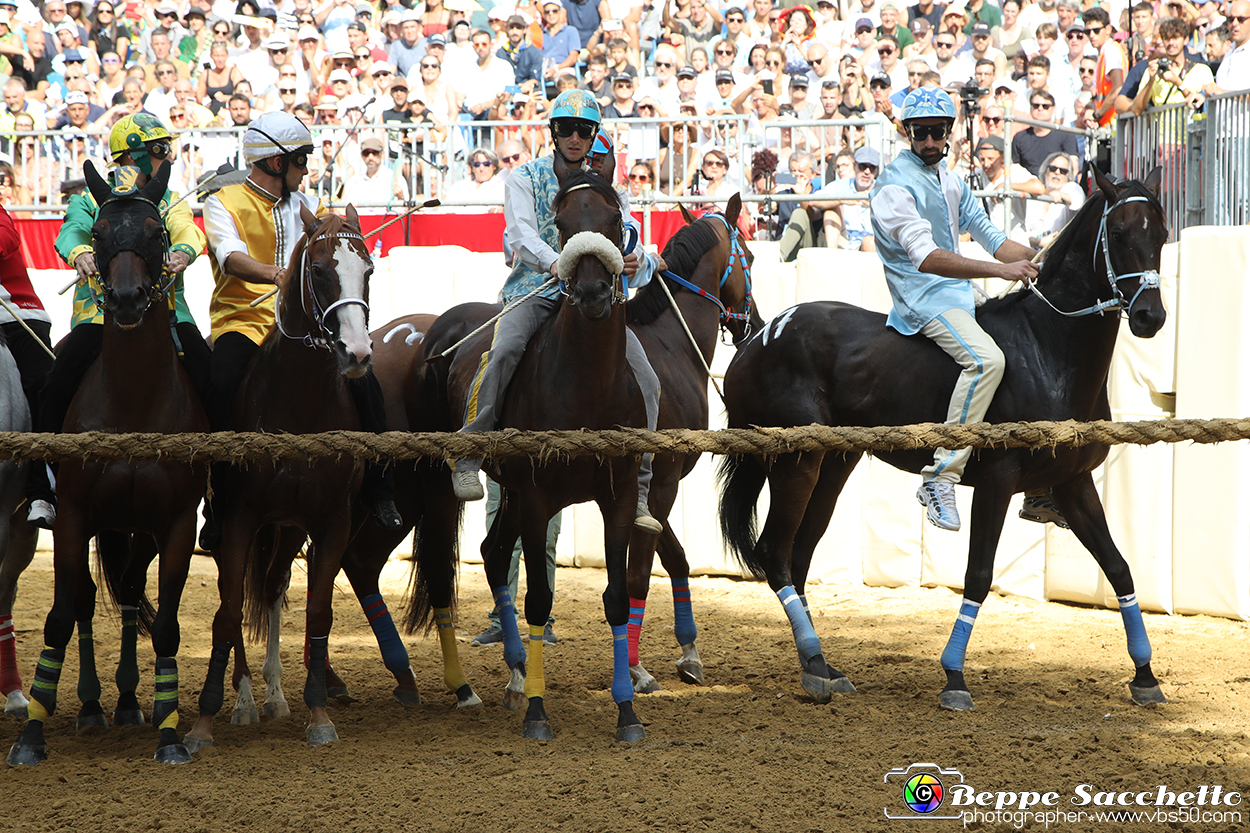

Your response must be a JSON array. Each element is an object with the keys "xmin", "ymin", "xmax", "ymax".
[{"xmin": 883, "ymin": 763, "xmax": 965, "ymax": 821}]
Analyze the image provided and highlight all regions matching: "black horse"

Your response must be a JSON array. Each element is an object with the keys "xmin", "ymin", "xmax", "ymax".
[{"xmin": 718, "ymin": 165, "xmax": 1169, "ymax": 710}]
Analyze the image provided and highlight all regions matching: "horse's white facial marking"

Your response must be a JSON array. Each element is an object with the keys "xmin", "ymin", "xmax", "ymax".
[
  {"xmin": 383, "ymin": 322, "xmax": 425, "ymax": 346},
  {"xmin": 333, "ymin": 240, "xmax": 372, "ymax": 363},
  {"xmin": 1141, "ymin": 216, "xmax": 1149, "ymax": 231},
  {"xmin": 762, "ymin": 306, "xmax": 800, "ymax": 346}
]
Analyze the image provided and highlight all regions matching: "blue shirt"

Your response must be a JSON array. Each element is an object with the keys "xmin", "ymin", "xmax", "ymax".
[
  {"xmin": 542, "ymin": 24, "xmax": 582, "ymax": 67},
  {"xmin": 497, "ymin": 42, "xmax": 543, "ymax": 86},
  {"xmin": 870, "ymin": 148, "xmax": 1008, "ymax": 335}
]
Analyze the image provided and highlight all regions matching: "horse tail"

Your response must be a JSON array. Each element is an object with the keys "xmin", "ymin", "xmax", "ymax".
[
  {"xmin": 716, "ymin": 454, "xmax": 768, "ymax": 580},
  {"xmin": 403, "ymin": 468, "xmax": 464, "ymax": 635},
  {"xmin": 242, "ymin": 525, "xmax": 281, "ymax": 644},
  {"xmin": 93, "ymin": 531, "xmax": 157, "ymax": 634}
]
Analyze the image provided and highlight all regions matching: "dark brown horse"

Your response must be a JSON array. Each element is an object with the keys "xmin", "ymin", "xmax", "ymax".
[
  {"xmin": 718, "ymin": 166, "xmax": 1169, "ymax": 710},
  {"xmin": 8, "ymin": 162, "xmax": 209, "ymax": 766},
  {"xmin": 423, "ymin": 159, "xmax": 650, "ymax": 741},
  {"xmin": 622, "ymin": 196, "xmax": 762, "ymax": 693},
  {"xmin": 184, "ymin": 206, "xmax": 374, "ymax": 751}
]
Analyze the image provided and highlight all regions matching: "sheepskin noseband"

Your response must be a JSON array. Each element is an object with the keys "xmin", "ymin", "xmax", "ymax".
[{"xmin": 557, "ymin": 231, "xmax": 624, "ymax": 280}]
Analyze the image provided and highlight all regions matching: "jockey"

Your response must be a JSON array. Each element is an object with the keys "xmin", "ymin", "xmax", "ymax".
[
  {"xmin": 870, "ymin": 87, "xmax": 1039, "ymax": 533},
  {"xmin": 46, "ymin": 112, "xmax": 210, "ymax": 529},
  {"xmin": 198, "ymin": 111, "xmax": 401, "ymax": 549},
  {"xmin": 452, "ymin": 90, "xmax": 666, "ymax": 534}
]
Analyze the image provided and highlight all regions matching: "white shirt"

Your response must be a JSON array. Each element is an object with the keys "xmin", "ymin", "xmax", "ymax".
[
  {"xmin": 204, "ymin": 180, "xmax": 322, "ymax": 269},
  {"xmin": 1216, "ymin": 39, "xmax": 1250, "ymax": 93},
  {"xmin": 458, "ymin": 54, "xmax": 517, "ymax": 110},
  {"xmin": 341, "ymin": 165, "xmax": 409, "ymax": 214}
]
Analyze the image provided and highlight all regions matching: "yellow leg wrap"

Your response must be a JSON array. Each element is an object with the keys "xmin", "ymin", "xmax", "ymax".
[
  {"xmin": 435, "ymin": 608, "xmax": 469, "ymax": 693},
  {"xmin": 158, "ymin": 708, "xmax": 179, "ymax": 731},
  {"xmin": 523, "ymin": 624, "xmax": 545, "ymax": 700},
  {"xmin": 27, "ymin": 699, "xmax": 48, "ymax": 722}
]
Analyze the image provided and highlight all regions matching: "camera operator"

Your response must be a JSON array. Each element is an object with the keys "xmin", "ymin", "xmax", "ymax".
[{"xmin": 1129, "ymin": 16, "xmax": 1211, "ymax": 116}]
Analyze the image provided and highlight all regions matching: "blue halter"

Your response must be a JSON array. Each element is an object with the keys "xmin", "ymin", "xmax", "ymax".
[{"xmin": 657, "ymin": 211, "xmax": 754, "ymax": 332}]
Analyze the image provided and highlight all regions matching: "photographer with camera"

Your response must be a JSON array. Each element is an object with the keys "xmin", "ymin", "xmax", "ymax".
[{"xmin": 1130, "ymin": 16, "xmax": 1211, "ymax": 116}]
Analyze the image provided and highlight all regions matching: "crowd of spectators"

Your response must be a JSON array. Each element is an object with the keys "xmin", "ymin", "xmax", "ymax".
[{"xmin": 0, "ymin": 0, "xmax": 1247, "ymax": 241}]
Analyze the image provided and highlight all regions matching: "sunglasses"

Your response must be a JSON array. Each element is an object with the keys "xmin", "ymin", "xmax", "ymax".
[
  {"xmin": 170, "ymin": 111, "xmax": 187, "ymax": 118},
  {"xmin": 362, "ymin": 149, "xmax": 382, "ymax": 157},
  {"xmin": 935, "ymin": 40, "xmax": 955, "ymax": 47},
  {"xmin": 103, "ymin": 56, "xmax": 120, "ymax": 63},
  {"xmin": 1031, "ymin": 101, "xmax": 1053, "ymax": 109},
  {"xmin": 97, "ymin": 5, "xmax": 113, "ymax": 11},
  {"xmin": 981, "ymin": 116, "xmax": 1001, "ymax": 123},
  {"xmin": 703, "ymin": 158, "xmax": 726, "ymax": 167},
  {"xmin": 470, "ymin": 159, "xmax": 494, "ymax": 167},
  {"xmin": 214, "ymin": 28, "xmax": 230, "ymax": 35},
  {"xmin": 809, "ymin": 56, "xmax": 825, "ymax": 64},
  {"xmin": 280, "ymin": 87, "xmax": 297, "ymax": 94},
  {"xmin": 1066, "ymin": 30, "xmax": 1086, "ymax": 38},
  {"xmin": 355, "ymin": 52, "xmax": 371, "ymax": 58},
  {"xmin": 877, "ymin": 47, "xmax": 895, "ymax": 55},
  {"xmin": 1047, "ymin": 164, "xmax": 1071, "ymax": 175},
  {"xmin": 716, "ymin": 48, "xmax": 734, "ymax": 55},
  {"xmin": 856, "ymin": 163, "xmax": 878, "ymax": 172},
  {"xmin": 629, "ymin": 173, "xmax": 650, "ymax": 181},
  {"xmin": 334, "ymin": 60, "xmax": 354, "ymax": 66},
  {"xmin": 1085, "ymin": 24, "xmax": 1104, "ymax": 34},
  {"xmin": 1232, "ymin": 15, "xmax": 1250, "ymax": 23},
  {"xmin": 655, "ymin": 61, "xmax": 673, "ymax": 68},
  {"xmin": 552, "ymin": 119, "xmax": 595, "ymax": 139},
  {"xmin": 373, "ymin": 70, "xmax": 392, "ymax": 76},
  {"xmin": 289, "ymin": 152, "xmax": 310, "ymax": 168},
  {"xmin": 638, "ymin": 104, "xmax": 655, "ymax": 111},
  {"xmin": 421, "ymin": 61, "xmax": 439, "ymax": 68},
  {"xmin": 908, "ymin": 123, "xmax": 949, "ymax": 141},
  {"xmin": 501, "ymin": 152, "xmax": 522, "ymax": 163},
  {"xmin": 156, "ymin": 69, "xmax": 175, "ymax": 75},
  {"xmin": 271, "ymin": 47, "xmax": 289, "ymax": 53},
  {"xmin": 1079, "ymin": 67, "xmax": 1096, "ymax": 74},
  {"xmin": 726, "ymin": 16, "xmax": 744, "ymax": 22},
  {"xmin": 146, "ymin": 141, "xmax": 171, "ymax": 159}
]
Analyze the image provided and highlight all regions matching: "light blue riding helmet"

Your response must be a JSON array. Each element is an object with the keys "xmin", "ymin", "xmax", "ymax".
[
  {"xmin": 900, "ymin": 87, "xmax": 958, "ymax": 123},
  {"xmin": 589, "ymin": 127, "xmax": 614, "ymax": 158},
  {"xmin": 548, "ymin": 90, "xmax": 603, "ymax": 127}
]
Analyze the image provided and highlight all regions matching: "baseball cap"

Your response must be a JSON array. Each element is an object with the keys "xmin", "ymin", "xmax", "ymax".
[
  {"xmin": 298, "ymin": 24, "xmax": 320, "ymax": 41},
  {"xmin": 355, "ymin": 2, "xmax": 373, "ymax": 13},
  {"xmin": 910, "ymin": 18, "xmax": 931, "ymax": 34},
  {"xmin": 715, "ymin": 68, "xmax": 734, "ymax": 83},
  {"xmin": 328, "ymin": 68, "xmax": 353, "ymax": 83},
  {"xmin": 185, "ymin": 5, "xmax": 209, "ymax": 19},
  {"xmin": 612, "ymin": 72, "xmax": 633, "ymax": 84},
  {"xmin": 333, "ymin": 49, "xmax": 354, "ymax": 60},
  {"xmin": 154, "ymin": 0, "xmax": 178, "ymax": 15},
  {"xmin": 427, "ymin": 32, "xmax": 446, "ymax": 45},
  {"xmin": 390, "ymin": 74, "xmax": 408, "ymax": 88},
  {"xmin": 506, "ymin": 13, "xmax": 527, "ymax": 26},
  {"xmin": 880, "ymin": 0, "xmax": 899, "ymax": 10},
  {"xmin": 370, "ymin": 60, "xmax": 394, "ymax": 75},
  {"xmin": 970, "ymin": 21, "xmax": 992, "ymax": 37},
  {"xmin": 65, "ymin": 90, "xmax": 89, "ymax": 105},
  {"xmin": 62, "ymin": 47, "xmax": 84, "ymax": 62},
  {"xmin": 676, "ymin": 66, "xmax": 696, "ymax": 79},
  {"xmin": 337, "ymin": 93, "xmax": 369, "ymax": 116},
  {"xmin": 870, "ymin": 72, "xmax": 891, "ymax": 86},
  {"xmin": 346, "ymin": 21, "xmax": 366, "ymax": 32},
  {"xmin": 488, "ymin": 5, "xmax": 509, "ymax": 19},
  {"xmin": 400, "ymin": 8, "xmax": 421, "ymax": 22},
  {"xmin": 975, "ymin": 136, "xmax": 1004, "ymax": 153},
  {"xmin": 511, "ymin": 93, "xmax": 529, "ymax": 104},
  {"xmin": 382, "ymin": 9, "xmax": 401, "ymax": 25},
  {"xmin": 266, "ymin": 35, "xmax": 290, "ymax": 49},
  {"xmin": 54, "ymin": 20, "xmax": 77, "ymax": 34},
  {"xmin": 1065, "ymin": 20, "xmax": 1086, "ymax": 33},
  {"xmin": 854, "ymin": 146, "xmax": 881, "ymax": 167},
  {"xmin": 854, "ymin": 16, "xmax": 873, "ymax": 31},
  {"xmin": 316, "ymin": 95, "xmax": 339, "ymax": 110},
  {"xmin": 789, "ymin": 73, "xmax": 808, "ymax": 88},
  {"xmin": 361, "ymin": 136, "xmax": 384, "ymax": 152}
]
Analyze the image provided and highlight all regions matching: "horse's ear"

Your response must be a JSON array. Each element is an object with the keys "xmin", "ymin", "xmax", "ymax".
[
  {"xmin": 1090, "ymin": 164, "xmax": 1118, "ymax": 203},
  {"xmin": 84, "ymin": 161, "xmax": 111, "ymax": 206},
  {"xmin": 140, "ymin": 160, "xmax": 171, "ymax": 205},
  {"xmin": 679, "ymin": 204, "xmax": 697, "ymax": 225},
  {"xmin": 596, "ymin": 148, "xmax": 616, "ymax": 184},
  {"xmin": 300, "ymin": 202, "xmax": 319, "ymax": 232},
  {"xmin": 552, "ymin": 151, "xmax": 574, "ymax": 186},
  {"xmin": 344, "ymin": 203, "xmax": 361, "ymax": 231},
  {"xmin": 724, "ymin": 193, "xmax": 742, "ymax": 228},
  {"xmin": 1143, "ymin": 165, "xmax": 1163, "ymax": 196}
]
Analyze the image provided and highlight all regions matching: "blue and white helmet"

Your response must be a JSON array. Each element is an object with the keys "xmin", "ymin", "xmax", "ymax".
[
  {"xmin": 900, "ymin": 87, "xmax": 957, "ymax": 123},
  {"xmin": 549, "ymin": 90, "xmax": 602, "ymax": 127}
]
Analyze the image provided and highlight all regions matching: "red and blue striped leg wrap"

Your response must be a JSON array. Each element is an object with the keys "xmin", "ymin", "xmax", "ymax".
[
  {"xmin": 627, "ymin": 598, "xmax": 645, "ymax": 666},
  {"xmin": 671, "ymin": 579, "xmax": 697, "ymax": 646},
  {"xmin": 0, "ymin": 613, "xmax": 20, "ymax": 694},
  {"xmin": 361, "ymin": 594, "xmax": 410, "ymax": 676}
]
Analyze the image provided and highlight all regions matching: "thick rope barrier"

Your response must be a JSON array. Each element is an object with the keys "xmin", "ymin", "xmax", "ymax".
[{"xmin": 0, "ymin": 417, "xmax": 1248, "ymax": 465}]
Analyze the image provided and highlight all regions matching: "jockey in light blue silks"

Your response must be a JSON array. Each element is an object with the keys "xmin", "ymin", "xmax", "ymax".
[{"xmin": 451, "ymin": 92, "xmax": 666, "ymax": 536}]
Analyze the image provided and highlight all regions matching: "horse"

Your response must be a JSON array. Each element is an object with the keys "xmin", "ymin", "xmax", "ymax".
[
  {"xmin": 717, "ymin": 165, "xmax": 1169, "ymax": 710},
  {"xmin": 7, "ymin": 161, "xmax": 209, "ymax": 766},
  {"xmin": 184, "ymin": 205, "xmax": 375, "ymax": 752},
  {"xmin": 422, "ymin": 156, "xmax": 651, "ymax": 741},
  {"xmin": 0, "ymin": 332, "xmax": 38, "ymax": 719},
  {"xmin": 621, "ymin": 196, "xmax": 763, "ymax": 693}
]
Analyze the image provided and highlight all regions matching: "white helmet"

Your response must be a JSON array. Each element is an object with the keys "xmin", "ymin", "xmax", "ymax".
[{"xmin": 242, "ymin": 112, "xmax": 313, "ymax": 165}]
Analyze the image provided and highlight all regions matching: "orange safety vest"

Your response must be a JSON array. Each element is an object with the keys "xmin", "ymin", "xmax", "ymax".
[{"xmin": 1094, "ymin": 41, "xmax": 1126, "ymax": 127}]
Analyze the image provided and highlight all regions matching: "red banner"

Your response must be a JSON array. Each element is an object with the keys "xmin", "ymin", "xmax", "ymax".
[{"xmin": 14, "ymin": 211, "xmax": 690, "ymax": 271}]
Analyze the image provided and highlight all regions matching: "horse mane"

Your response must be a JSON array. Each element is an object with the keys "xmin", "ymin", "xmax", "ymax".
[
  {"xmin": 978, "ymin": 175, "xmax": 1161, "ymax": 316},
  {"xmin": 552, "ymin": 169, "xmax": 620, "ymax": 214},
  {"xmin": 626, "ymin": 216, "xmax": 723, "ymax": 327}
]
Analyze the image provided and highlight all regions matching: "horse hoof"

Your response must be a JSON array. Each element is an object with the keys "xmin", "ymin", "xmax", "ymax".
[
  {"xmin": 113, "ymin": 708, "xmax": 146, "ymax": 727},
  {"xmin": 1129, "ymin": 683, "xmax": 1167, "ymax": 705},
  {"xmin": 616, "ymin": 723, "xmax": 646, "ymax": 743},
  {"xmin": 392, "ymin": 687, "xmax": 422, "ymax": 707},
  {"xmin": 676, "ymin": 659, "xmax": 705, "ymax": 686},
  {"xmin": 453, "ymin": 685, "xmax": 481, "ymax": 709},
  {"xmin": 5, "ymin": 690, "xmax": 29, "ymax": 717},
  {"xmin": 77, "ymin": 712, "xmax": 110, "ymax": 733},
  {"xmin": 635, "ymin": 678, "xmax": 662, "ymax": 694},
  {"xmin": 6, "ymin": 741, "xmax": 47, "ymax": 767},
  {"xmin": 939, "ymin": 690, "xmax": 975, "ymax": 711},
  {"xmin": 182, "ymin": 735, "xmax": 212, "ymax": 754},
  {"xmin": 230, "ymin": 706, "xmax": 259, "ymax": 726},
  {"xmin": 328, "ymin": 687, "xmax": 359, "ymax": 704},
  {"xmin": 263, "ymin": 700, "xmax": 291, "ymax": 719},
  {"xmin": 154, "ymin": 742, "xmax": 193, "ymax": 765},
  {"xmin": 801, "ymin": 670, "xmax": 856, "ymax": 703},
  {"xmin": 522, "ymin": 719, "xmax": 554, "ymax": 740},
  {"xmin": 502, "ymin": 688, "xmax": 527, "ymax": 712},
  {"xmin": 306, "ymin": 723, "xmax": 339, "ymax": 746}
]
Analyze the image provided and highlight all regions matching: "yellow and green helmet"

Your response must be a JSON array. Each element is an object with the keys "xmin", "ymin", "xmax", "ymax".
[{"xmin": 108, "ymin": 113, "xmax": 173, "ymax": 171}]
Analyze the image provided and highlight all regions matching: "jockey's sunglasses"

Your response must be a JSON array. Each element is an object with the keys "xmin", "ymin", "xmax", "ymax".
[
  {"xmin": 552, "ymin": 119, "xmax": 596, "ymax": 139},
  {"xmin": 907, "ymin": 122, "xmax": 950, "ymax": 142},
  {"xmin": 146, "ymin": 141, "xmax": 172, "ymax": 160}
]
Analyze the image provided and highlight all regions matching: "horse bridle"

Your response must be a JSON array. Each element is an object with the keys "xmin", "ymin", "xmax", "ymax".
[
  {"xmin": 1028, "ymin": 193, "xmax": 1163, "ymax": 319},
  {"xmin": 657, "ymin": 212, "xmax": 755, "ymax": 338},
  {"xmin": 556, "ymin": 182, "xmax": 627, "ymax": 305},
  {"xmin": 275, "ymin": 225, "xmax": 371, "ymax": 350},
  {"xmin": 88, "ymin": 194, "xmax": 178, "ymax": 316}
]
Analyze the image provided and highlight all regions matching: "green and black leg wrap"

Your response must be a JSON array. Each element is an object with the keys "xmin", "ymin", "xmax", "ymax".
[
  {"xmin": 152, "ymin": 657, "xmax": 191, "ymax": 764},
  {"xmin": 6, "ymin": 648, "xmax": 63, "ymax": 766},
  {"xmin": 304, "ymin": 635, "xmax": 329, "ymax": 710},
  {"xmin": 198, "ymin": 642, "xmax": 232, "ymax": 717}
]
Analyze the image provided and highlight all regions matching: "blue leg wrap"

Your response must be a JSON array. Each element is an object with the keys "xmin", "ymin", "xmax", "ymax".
[
  {"xmin": 940, "ymin": 599, "xmax": 982, "ymax": 672},
  {"xmin": 777, "ymin": 586, "xmax": 821, "ymax": 665},
  {"xmin": 671, "ymin": 579, "xmax": 697, "ymax": 645},
  {"xmin": 610, "ymin": 624, "xmax": 633, "ymax": 704},
  {"xmin": 494, "ymin": 587, "xmax": 526, "ymax": 670},
  {"xmin": 1118, "ymin": 594, "xmax": 1152, "ymax": 667},
  {"xmin": 361, "ymin": 594, "xmax": 410, "ymax": 676},
  {"xmin": 799, "ymin": 593, "xmax": 813, "ymax": 626}
]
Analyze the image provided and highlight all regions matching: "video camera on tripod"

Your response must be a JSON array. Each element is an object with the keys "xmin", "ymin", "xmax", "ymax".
[{"xmin": 958, "ymin": 79, "xmax": 989, "ymax": 117}]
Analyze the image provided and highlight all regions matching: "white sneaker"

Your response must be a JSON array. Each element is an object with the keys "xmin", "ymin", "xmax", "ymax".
[
  {"xmin": 452, "ymin": 470, "xmax": 485, "ymax": 502},
  {"xmin": 634, "ymin": 500, "xmax": 663, "ymax": 534},
  {"xmin": 916, "ymin": 481, "xmax": 960, "ymax": 531},
  {"xmin": 27, "ymin": 499, "xmax": 55, "ymax": 530}
]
